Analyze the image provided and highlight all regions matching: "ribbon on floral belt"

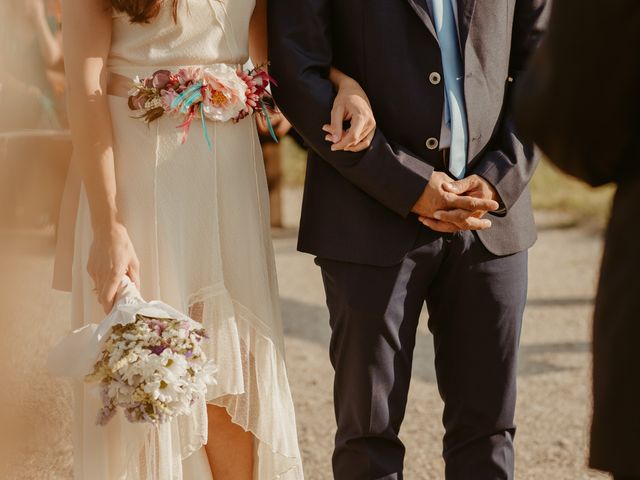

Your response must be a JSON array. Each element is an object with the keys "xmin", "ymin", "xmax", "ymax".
[
  {"xmin": 48, "ymin": 277, "xmax": 217, "ymax": 425},
  {"xmin": 127, "ymin": 63, "xmax": 279, "ymax": 148}
]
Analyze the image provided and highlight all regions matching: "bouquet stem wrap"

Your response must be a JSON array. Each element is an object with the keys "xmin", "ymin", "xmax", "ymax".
[{"xmin": 49, "ymin": 276, "xmax": 217, "ymax": 426}]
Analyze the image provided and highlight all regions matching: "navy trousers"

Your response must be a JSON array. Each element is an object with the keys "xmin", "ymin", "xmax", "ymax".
[{"xmin": 317, "ymin": 227, "xmax": 528, "ymax": 479}]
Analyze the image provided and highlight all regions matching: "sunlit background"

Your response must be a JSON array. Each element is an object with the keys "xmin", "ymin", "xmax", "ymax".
[{"xmin": 0, "ymin": 1, "xmax": 614, "ymax": 478}]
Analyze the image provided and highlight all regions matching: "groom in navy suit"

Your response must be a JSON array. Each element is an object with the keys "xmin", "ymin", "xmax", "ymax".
[{"xmin": 269, "ymin": 1, "xmax": 549, "ymax": 478}]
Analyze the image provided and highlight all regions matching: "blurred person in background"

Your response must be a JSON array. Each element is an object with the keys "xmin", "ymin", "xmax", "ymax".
[
  {"xmin": 256, "ymin": 112, "xmax": 292, "ymax": 228},
  {"xmin": 0, "ymin": 4, "xmax": 71, "ymax": 478},
  {"xmin": 0, "ymin": 0, "xmax": 65, "ymax": 131},
  {"xmin": 0, "ymin": 0, "xmax": 68, "ymax": 230},
  {"xmin": 515, "ymin": 2, "xmax": 640, "ymax": 479}
]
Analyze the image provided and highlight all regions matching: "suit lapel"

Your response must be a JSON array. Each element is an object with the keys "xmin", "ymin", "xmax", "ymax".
[
  {"xmin": 456, "ymin": 0, "xmax": 477, "ymax": 53},
  {"xmin": 405, "ymin": 0, "xmax": 438, "ymax": 41}
]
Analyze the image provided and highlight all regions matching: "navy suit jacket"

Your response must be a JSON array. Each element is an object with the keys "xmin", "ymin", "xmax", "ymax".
[{"xmin": 268, "ymin": 0, "xmax": 549, "ymax": 265}]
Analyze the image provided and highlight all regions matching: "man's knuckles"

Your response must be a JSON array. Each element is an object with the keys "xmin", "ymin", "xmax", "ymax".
[{"xmin": 442, "ymin": 192, "xmax": 458, "ymax": 204}]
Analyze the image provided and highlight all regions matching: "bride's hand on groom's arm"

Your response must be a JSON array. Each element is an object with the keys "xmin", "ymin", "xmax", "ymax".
[
  {"xmin": 322, "ymin": 70, "xmax": 376, "ymax": 153},
  {"xmin": 412, "ymin": 173, "xmax": 500, "ymax": 233},
  {"xmin": 316, "ymin": 69, "xmax": 497, "ymax": 231}
]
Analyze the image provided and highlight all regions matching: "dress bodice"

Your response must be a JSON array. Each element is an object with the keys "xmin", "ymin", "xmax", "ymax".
[{"xmin": 108, "ymin": 0, "xmax": 255, "ymax": 77}]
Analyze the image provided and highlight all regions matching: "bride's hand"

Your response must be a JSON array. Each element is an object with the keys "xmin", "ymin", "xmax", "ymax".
[
  {"xmin": 87, "ymin": 223, "xmax": 140, "ymax": 313},
  {"xmin": 324, "ymin": 75, "xmax": 376, "ymax": 153}
]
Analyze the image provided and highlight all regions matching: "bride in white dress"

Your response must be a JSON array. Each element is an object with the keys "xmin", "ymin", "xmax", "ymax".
[{"xmin": 57, "ymin": 0, "xmax": 377, "ymax": 478}]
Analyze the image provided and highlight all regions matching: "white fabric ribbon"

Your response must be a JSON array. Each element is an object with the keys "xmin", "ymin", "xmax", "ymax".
[{"xmin": 48, "ymin": 276, "xmax": 197, "ymax": 378}]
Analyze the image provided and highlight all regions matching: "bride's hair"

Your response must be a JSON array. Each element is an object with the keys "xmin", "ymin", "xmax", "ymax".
[{"xmin": 110, "ymin": 0, "xmax": 179, "ymax": 23}]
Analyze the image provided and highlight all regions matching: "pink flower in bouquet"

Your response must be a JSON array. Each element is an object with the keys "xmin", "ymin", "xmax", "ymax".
[
  {"xmin": 177, "ymin": 66, "xmax": 203, "ymax": 86},
  {"xmin": 251, "ymin": 70, "xmax": 271, "ymax": 96},
  {"xmin": 161, "ymin": 89, "xmax": 178, "ymax": 110},
  {"xmin": 237, "ymin": 70, "xmax": 258, "ymax": 110},
  {"xmin": 200, "ymin": 64, "xmax": 248, "ymax": 122},
  {"xmin": 237, "ymin": 67, "xmax": 276, "ymax": 120}
]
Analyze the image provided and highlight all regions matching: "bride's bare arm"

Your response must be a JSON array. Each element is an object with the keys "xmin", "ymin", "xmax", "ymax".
[
  {"xmin": 64, "ymin": 0, "xmax": 140, "ymax": 312},
  {"xmin": 249, "ymin": 0, "xmax": 268, "ymax": 67}
]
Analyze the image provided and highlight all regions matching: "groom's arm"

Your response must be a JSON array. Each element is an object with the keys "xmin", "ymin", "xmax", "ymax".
[
  {"xmin": 267, "ymin": 0, "xmax": 433, "ymax": 218},
  {"xmin": 471, "ymin": 0, "xmax": 550, "ymax": 215}
]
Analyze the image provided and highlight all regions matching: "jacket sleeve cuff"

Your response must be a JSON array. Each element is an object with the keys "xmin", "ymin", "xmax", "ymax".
[
  {"xmin": 338, "ymin": 131, "xmax": 434, "ymax": 218},
  {"xmin": 472, "ymin": 151, "xmax": 514, "ymax": 216},
  {"xmin": 389, "ymin": 145, "xmax": 434, "ymax": 217}
]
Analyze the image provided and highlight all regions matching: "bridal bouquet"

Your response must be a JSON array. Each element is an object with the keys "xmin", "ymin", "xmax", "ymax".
[
  {"xmin": 86, "ymin": 311, "xmax": 216, "ymax": 426},
  {"xmin": 127, "ymin": 63, "xmax": 278, "ymax": 145},
  {"xmin": 48, "ymin": 277, "xmax": 217, "ymax": 426}
]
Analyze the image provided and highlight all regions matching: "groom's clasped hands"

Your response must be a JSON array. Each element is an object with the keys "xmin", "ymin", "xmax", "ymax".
[
  {"xmin": 323, "ymin": 74, "xmax": 501, "ymax": 234},
  {"xmin": 412, "ymin": 172, "xmax": 501, "ymax": 233}
]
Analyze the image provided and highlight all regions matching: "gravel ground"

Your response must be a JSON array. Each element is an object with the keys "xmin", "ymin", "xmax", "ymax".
[{"xmin": 0, "ymin": 188, "xmax": 611, "ymax": 480}]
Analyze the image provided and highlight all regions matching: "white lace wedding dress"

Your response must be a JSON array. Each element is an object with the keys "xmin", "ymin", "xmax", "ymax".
[{"xmin": 64, "ymin": 1, "xmax": 303, "ymax": 478}]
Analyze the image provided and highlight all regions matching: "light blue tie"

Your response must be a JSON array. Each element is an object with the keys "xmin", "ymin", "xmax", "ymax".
[{"xmin": 431, "ymin": 0, "xmax": 468, "ymax": 179}]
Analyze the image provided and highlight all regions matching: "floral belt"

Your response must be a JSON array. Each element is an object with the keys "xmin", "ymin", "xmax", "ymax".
[{"xmin": 108, "ymin": 63, "xmax": 278, "ymax": 147}]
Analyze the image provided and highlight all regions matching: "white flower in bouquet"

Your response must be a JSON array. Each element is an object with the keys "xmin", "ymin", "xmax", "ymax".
[
  {"xmin": 200, "ymin": 64, "xmax": 249, "ymax": 122},
  {"xmin": 48, "ymin": 277, "xmax": 217, "ymax": 427},
  {"xmin": 86, "ymin": 313, "xmax": 217, "ymax": 426}
]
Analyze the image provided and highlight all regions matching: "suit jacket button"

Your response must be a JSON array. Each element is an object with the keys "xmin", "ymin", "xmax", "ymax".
[
  {"xmin": 426, "ymin": 137, "xmax": 439, "ymax": 150},
  {"xmin": 429, "ymin": 72, "xmax": 442, "ymax": 85}
]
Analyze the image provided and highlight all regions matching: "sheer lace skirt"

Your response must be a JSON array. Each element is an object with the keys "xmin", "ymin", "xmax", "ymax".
[{"xmin": 68, "ymin": 97, "xmax": 303, "ymax": 479}]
